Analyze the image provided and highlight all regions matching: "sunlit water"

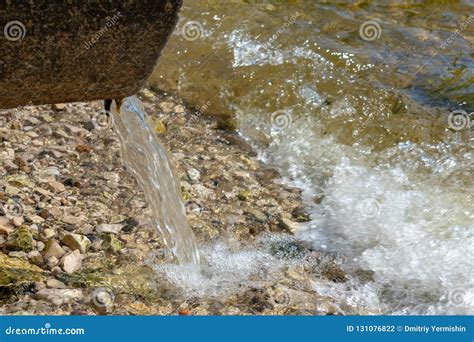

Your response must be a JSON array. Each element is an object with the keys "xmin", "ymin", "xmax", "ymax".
[
  {"xmin": 150, "ymin": 1, "xmax": 473, "ymax": 314},
  {"xmin": 111, "ymin": 97, "xmax": 201, "ymax": 284}
]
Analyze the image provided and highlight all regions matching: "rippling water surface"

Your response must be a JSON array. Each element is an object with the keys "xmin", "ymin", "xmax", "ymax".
[{"xmin": 151, "ymin": 0, "xmax": 473, "ymax": 314}]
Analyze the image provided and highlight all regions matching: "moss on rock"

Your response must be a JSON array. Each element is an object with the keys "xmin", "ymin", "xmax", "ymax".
[{"xmin": 5, "ymin": 225, "xmax": 34, "ymax": 252}]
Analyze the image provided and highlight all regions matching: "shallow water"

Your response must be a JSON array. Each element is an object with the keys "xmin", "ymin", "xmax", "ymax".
[
  {"xmin": 151, "ymin": 1, "xmax": 473, "ymax": 314},
  {"xmin": 111, "ymin": 97, "xmax": 201, "ymax": 284}
]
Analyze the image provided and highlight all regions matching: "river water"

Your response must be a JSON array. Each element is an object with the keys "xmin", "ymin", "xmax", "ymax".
[{"xmin": 150, "ymin": 0, "xmax": 473, "ymax": 314}]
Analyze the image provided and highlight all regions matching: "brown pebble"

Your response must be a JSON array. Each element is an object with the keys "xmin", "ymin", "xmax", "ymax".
[
  {"xmin": 76, "ymin": 144, "xmax": 92, "ymax": 153},
  {"xmin": 178, "ymin": 309, "xmax": 191, "ymax": 316}
]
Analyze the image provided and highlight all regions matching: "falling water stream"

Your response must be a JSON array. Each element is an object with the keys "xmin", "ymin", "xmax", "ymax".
[{"xmin": 110, "ymin": 96, "xmax": 201, "ymax": 284}]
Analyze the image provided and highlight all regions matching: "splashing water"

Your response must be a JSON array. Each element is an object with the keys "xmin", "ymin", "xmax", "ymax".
[
  {"xmin": 150, "ymin": 1, "xmax": 473, "ymax": 314},
  {"xmin": 111, "ymin": 96, "xmax": 201, "ymax": 284}
]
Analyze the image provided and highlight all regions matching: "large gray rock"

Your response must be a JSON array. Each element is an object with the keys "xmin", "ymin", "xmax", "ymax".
[{"xmin": 0, "ymin": 0, "xmax": 182, "ymax": 109}]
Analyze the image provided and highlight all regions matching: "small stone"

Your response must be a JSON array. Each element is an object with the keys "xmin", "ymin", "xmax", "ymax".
[
  {"xmin": 37, "ymin": 209, "xmax": 50, "ymax": 220},
  {"xmin": 5, "ymin": 185, "xmax": 20, "ymax": 196},
  {"xmin": 34, "ymin": 187, "xmax": 53, "ymax": 197},
  {"xmin": 101, "ymin": 234, "xmax": 123, "ymax": 253},
  {"xmin": 53, "ymin": 129, "xmax": 70, "ymax": 139},
  {"xmin": 153, "ymin": 118, "xmax": 167, "ymax": 134},
  {"xmin": 63, "ymin": 124, "xmax": 88, "ymax": 136},
  {"xmin": 52, "ymin": 103, "xmax": 66, "ymax": 111},
  {"xmin": 174, "ymin": 105, "xmax": 185, "ymax": 114},
  {"xmin": 159, "ymin": 101, "xmax": 175, "ymax": 113},
  {"xmin": 291, "ymin": 206, "xmax": 311, "ymax": 222},
  {"xmin": 4, "ymin": 160, "xmax": 18, "ymax": 172},
  {"xmin": 61, "ymin": 215, "xmax": 83, "ymax": 226},
  {"xmin": 46, "ymin": 278, "xmax": 67, "ymax": 289},
  {"xmin": 41, "ymin": 113, "xmax": 55, "ymax": 123},
  {"xmin": 34, "ymin": 288, "xmax": 83, "ymax": 305},
  {"xmin": 26, "ymin": 214, "xmax": 45, "ymax": 224},
  {"xmin": 245, "ymin": 208, "xmax": 267, "ymax": 223},
  {"xmin": 216, "ymin": 116, "xmax": 237, "ymax": 131},
  {"xmin": 5, "ymin": 225, "xmax": 35, "ymax": 252},
  {"xmin": 6, "ymin": 176, "xmax": 34, "ymax": 188},
  {"xmin": 24, "ymin": 117, "xmax": 41, "ymax": 125},
  {"xmin": 187, "ymin": 168, "xmax": 201, "ymax": 182},
  {"xmin": 0, "ymin": 224, "xmax": 13, "ymax": 236},
  {"xmin": 14, "ymin": 155, "xmax": 29, "ymax": 168},
  {"xmin": 36, "ymin": 241, "xmax": 45, "ymax": 251},
  {"xmin": 96, "ymin": 223, "xmax": 123, "ymax": 234},
  {"xmin": 11, "ymin": 216, "xmax": 24, "ymax": 227},
  {"xmin": 27, "ymin": 250, "xmax": 43, "ymax": 265},
  {"xmin": 238, "ymin": 190, "xmax": 253, "ymax": 201},
  {"xmin": 278, "ymin": 217, "xmax": 299, "ymax": 234},
  {"xmin": 61, "ymin": 233, "xmax": 91, "ymax": 253},
  {"xmin": 47, "ymin": 149, "xmax": 63, "ymax": 159},
  {"xmin": 60, "ymin": 250, "xmax": 83, "ymax": 274},
  {"xmin": 48, "ymin": 207, "xmax": 62, "ymax": 218},
  {"xmin": 41, "ymin": 228, "xmax": 56, "ymax": 240},
  {"xmin": 47, "ymin": 180, "xmax": 66, "ymax": 193},
  {"xmin": 45, "ymin": 256, "xmax": 59, "ymax": 269},
  {"xmin": 33, "ymin": 281, "xmax": 47, "ymax": 291},
  {"xmin": 75, "ymin": 144, "xmax": 92, "ymax": 153},
  {"xmin": 8, "ymin": 251, "xmax": 27, "ymax": 259},
  {"xmin": 42, "ymin": 240, "xmax": 66, "ymax": 258},
  {"xmin": 141, "ymin": 88, "xmax": 155, "ymax": 99}
]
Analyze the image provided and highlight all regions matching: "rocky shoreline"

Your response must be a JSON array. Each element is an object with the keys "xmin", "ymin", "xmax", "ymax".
[{"xmin": 0, "ymin": 88, "xmax": 367, "ymax": 315}]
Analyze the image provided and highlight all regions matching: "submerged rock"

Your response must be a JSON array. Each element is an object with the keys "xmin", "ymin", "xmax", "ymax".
[{"xmin": 34, "ymin": 288, "xmax": 83, "ymax": 305}]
